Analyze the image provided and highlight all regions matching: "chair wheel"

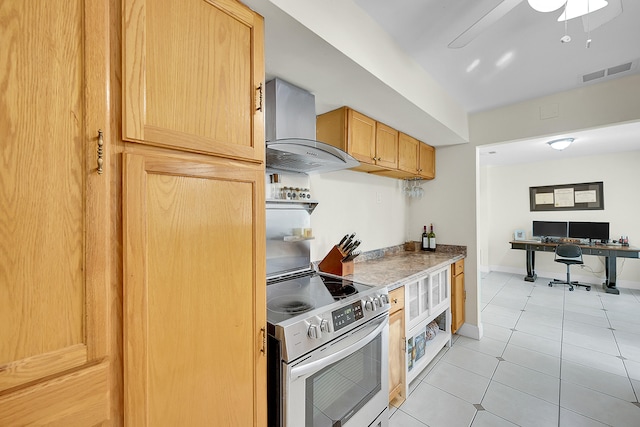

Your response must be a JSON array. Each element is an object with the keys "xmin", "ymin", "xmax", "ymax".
[
  {"xmin": 586, "ymin": 287, "xmax": 591, "ymax": 291},
  {"xmin": 569, "ymin": 287, "xmax": 574, "ymax": 291},
  {"xmin": 548, "ymin": 283, "xmax": 553, "ymax": 287}
]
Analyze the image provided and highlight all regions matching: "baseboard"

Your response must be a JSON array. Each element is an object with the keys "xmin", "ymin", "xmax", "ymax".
[
  {"xmin": 483, "ymin": 265, "xmax": 640, "ymax": 290},
  {"xmin": 455, "ymin": 322, "xmax": 482, "ymax": 340}
]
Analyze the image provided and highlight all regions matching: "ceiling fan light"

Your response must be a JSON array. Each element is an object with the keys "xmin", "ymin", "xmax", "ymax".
[
  {"xmin": 528, "ymin": 0, "xmax": 567, "ymax": 13},
  {"xmin": 558, "ymin": 0, "xmax": 608, "ymax": 21},
  {"xmin": 547, "ymin": 138, "xmax": 574, "ymax": 150}
]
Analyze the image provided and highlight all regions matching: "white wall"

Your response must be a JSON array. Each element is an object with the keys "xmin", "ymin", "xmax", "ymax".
[
  {"xmin": 309, "ymin": 170, "xmax": 407, "ymax": 261},
  {"xmin": 482, "ymin": 150, "xmax": 640, "ymax": 289},
  {"xmin": 407, "ymin": 143, "xmax": 481, "ymax": 338},
  {"xmin": 267, "ymin": 0, "xmax": 469, "ymax": 142}
]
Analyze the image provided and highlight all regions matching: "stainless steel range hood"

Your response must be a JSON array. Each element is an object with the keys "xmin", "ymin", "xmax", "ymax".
[{"xmin": 265, "ymin": 78, "xmax": 359, "ymax": 174}]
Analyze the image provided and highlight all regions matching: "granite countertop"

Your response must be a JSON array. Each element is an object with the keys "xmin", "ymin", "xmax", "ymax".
[{"xmin": 342, "ymin": 244, "xmax": 466, "ymax": 291}]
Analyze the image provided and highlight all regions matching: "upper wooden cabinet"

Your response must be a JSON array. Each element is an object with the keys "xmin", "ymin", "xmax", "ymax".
[
  {"xmin": 375, "ymin": 122, "xmax": 400, "ymax": 170},
  {"xmin": 0, "ymin": 0, "xmax": 110, "ymax": 424},
  {"xmin": 317, "ymin": 107, "xmax": 398, "ymax": 172},
  {"xmin": 317, "ymin": 107, "xmax": 436, "ymax": 179},
  {"xmin": 379, "ymin": 132, "xmax": 435, "ymax": 180},
  {"xmin": 418, "ymin": 141, "xmax": 436, "ymax": 179},
  {"xmin": 123, "ymin": 0, "xmax": 265, "ymax": 162}
]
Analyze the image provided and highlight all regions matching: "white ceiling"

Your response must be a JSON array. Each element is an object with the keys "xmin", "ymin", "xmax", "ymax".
[
  {"xmin": 354, "ymin": 0, "xmax": 640, "ymax": 113},
  {"xmin": 242, "ymin": 0, "xmax": 640, "ymax": 166}
]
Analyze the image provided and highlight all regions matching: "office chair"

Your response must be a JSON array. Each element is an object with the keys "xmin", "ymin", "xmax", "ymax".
[{"xmin": 548, "ymin": 244, "xmax": 591, "ymax": 291}]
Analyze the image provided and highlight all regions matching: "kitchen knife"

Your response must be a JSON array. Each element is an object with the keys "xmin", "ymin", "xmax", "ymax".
[
  {"xmin": 342, "ymin": 251, "xmax": 361, "ymax": 262},
  {"xmin": 342, "ymin": 239, "xmax": 360, "ymax": 255},
  {"xmin": 337, "ymin": 234, "xmax": 349, "ymax": 248},
  {"xmin": 339, "ymin": 233, "xmax": 356, "ymax": 251},
  {"xmin": 348, "ymin": 240, "xmax": 361, "ymax": 254}
]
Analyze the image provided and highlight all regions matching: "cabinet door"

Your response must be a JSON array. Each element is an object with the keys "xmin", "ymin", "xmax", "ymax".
[
  {"xmin": 375, "ymin": 123, "xmax": 399, "ymax": 169},
  {"xmin": 347, "ymin": 109, "xmax": 376, "ymax": 165},
  {"xmin": 0, "ymin": 1, "xmax": 110, "ymax": 424},
  {"xmin": 388, "ymin": 307, "xmax": 406, "ymax": 405},
  {"xmin": 418, "ymin": 142, "xmax": 435, "ymax": 179},
  {"xmin": 398, "ymin": 133, "xmax": 420, "ymax": 175},
  {"xmin": 123, "ymin": 153, "xmax": 266, "ymax": 426},
  {"xmin": 123, "ymin": 0, "xmax": 265, "ymax": 162},
  {"xmin": 452, "ymin": 272, "xmax": 465, "ymax": 334},
  {"xmin": 430, "ymin": 267, "xmax": 449, "ymax": 312}
]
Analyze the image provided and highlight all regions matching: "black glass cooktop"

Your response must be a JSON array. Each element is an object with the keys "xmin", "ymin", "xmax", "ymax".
[{"xmin": 266, "ymin": 272, "xmax": 373, "ymax": 324}]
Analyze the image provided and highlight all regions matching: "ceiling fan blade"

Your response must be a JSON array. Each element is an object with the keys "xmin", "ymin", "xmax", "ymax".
[
  {"xmin": 448, "ymin": 0, "xmax": 525, "ymax": 49},
  {"xmin": 580, "ymin": 0, "xmax": 621, "ymax": 31}
]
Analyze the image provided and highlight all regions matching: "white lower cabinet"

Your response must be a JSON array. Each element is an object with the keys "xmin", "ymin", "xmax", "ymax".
[{"xmin": 404, "ymin": 265, "xmax": 452, "ymax": 388}]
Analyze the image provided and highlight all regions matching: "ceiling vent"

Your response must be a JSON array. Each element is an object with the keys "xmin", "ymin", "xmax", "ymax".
[{"xmin": 581, "ymin": 60, "xmax": 637, "ymax": 83}]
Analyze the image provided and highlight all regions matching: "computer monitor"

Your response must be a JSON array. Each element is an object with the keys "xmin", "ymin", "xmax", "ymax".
[
  {"xmin": 532, "ymin": 221, "xmax": 568, "ymax": 238},
  {"xmin": 568, "ymin": 221, "xmax": 610, "ymax": 242}
]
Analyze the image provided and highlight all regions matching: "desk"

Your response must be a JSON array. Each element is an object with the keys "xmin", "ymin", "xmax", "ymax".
[{"xmin": 509, "ymin": 241, "xmax": 640, "ymax": 295}]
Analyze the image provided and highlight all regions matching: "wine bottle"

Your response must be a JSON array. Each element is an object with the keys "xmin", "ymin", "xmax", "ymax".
[
  {"xmin": 428, "ymin": 224, "xmax": 436, "ymax": 252},
  {"xmin": 421, "ymin": 225, "xmax": 429, "ymax": 251}
]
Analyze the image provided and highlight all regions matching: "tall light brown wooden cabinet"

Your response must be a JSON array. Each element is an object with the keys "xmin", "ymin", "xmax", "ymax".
[
  {"xmin": 122, "ymin": 0, "xmax": 266, "ymax": 425},
  {"xmin": 451, "ymin": 259, "xmax": 465, "ymax": 334},
  {"xmin": 122, "ymin": 153, "xmax": 265, "ymax": 426},
  {"xmin": 0, "ymin": 0, "xmax": 266, "ymax": 425},
  {"xmin": 388, "ymin": 288, "xmax": 406, "ymax": 406},
  {"xmin": 0, "ymin": 0, "xmax": 111, "ymax": 425}
]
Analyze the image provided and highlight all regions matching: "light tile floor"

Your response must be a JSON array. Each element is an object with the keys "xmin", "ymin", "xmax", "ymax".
[{"xmin": 389, "ymin": 272, "xmax": 640, "ymax": 427}]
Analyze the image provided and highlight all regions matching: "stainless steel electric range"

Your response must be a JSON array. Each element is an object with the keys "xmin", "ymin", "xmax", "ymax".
[{"xmin": 266, "ymin": 199, "xmax": 390, "ymax": 427}]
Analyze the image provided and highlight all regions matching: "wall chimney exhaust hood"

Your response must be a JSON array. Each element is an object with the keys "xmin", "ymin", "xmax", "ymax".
[{"xmin": 265, "ymin": 78, "xmax": 359, "ymax": 174}]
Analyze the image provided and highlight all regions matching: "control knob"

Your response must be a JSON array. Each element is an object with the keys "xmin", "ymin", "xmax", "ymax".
[
  {"xmin": 308, "ymin": 324, "xmax": 321, "ymax": 339},
  {"xmin": 320, "ymin": 318, "xmax": 331, "ymax": 333},
  {"xmin": 379, "ymin": 294, "xmax": 389, "ymax": 305},
  {"xmin": 364, "ymin": 297, "xmax": 376, "ymax": 312}
]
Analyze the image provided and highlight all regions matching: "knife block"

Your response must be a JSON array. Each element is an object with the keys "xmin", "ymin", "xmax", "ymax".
[{"xmin": 318, "ymin": 245, "xmax": 354, "ymax": 276}]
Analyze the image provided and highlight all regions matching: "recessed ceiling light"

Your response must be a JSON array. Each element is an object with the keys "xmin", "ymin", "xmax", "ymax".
[{"xmin": 547, "ymin": 138, "xmax": 575, "ymax": 150}]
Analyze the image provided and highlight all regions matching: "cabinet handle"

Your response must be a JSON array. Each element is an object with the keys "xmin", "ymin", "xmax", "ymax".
[
  {"xmin": 393, "ymin": 298, "xmax": 398, "ymax": 304},
  {"xmin": 260, "ymin": 327, "xmax": 266, "ymax": 354},
  {"xmin": 256, "ymin": 83, "xmax": 264, "ymax": 112},
  {"xmin": 97, "ymin": 129, "xmax": 104, "ymax": 175}
]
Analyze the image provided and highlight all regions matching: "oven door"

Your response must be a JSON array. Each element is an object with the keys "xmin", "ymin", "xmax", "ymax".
[{"xmin": 283, "ymin": 314, "xmax": 389, "ymax": 427}]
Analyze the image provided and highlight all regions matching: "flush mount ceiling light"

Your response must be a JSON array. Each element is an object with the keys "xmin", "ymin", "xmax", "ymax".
[{"xmin": 547, "ymin": 138, "xmax": 575, "ymax": 150}]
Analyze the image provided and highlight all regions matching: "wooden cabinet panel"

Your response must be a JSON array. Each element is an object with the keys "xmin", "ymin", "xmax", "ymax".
[
  {"xmin": 418, "ymin": 142, "xmax": 435, "ymax": 179},
  {"xmin": 388, "ymin": 288, "xmax": 405, "ymax": 405},
  {"xmin": 123, "ymin": 153, "xmax": 266, "ymax": 426},
  {"xmin": 0, "ymin": 0, "xmax": 110, "ymax": 423},
  {"xmin": 347, "ymin": 109, "xmax": 376, "ymax": 166},
  {"xmin": 381, "ymin": 132, "xmax": 435, "ymax": 180},
  {"xmin": 375, "ymin": 122, "xmax": 399, "ymax": 169},
  {"xmin": 389, "ymin": 287, "xmax": 405, "ymax": 315},
  {"xmin": 317, "ymin": 107, "xmax": 399, "ymax": 173},
  {"xmin": 123, "ymin": 0, "xmax": 265, "ymax": 162},
  {"xmin": 451, "ymin": 259, "xmax": 465, "ymax": 334},
  {"xmin": 398, "ymin": 133, "xmax": 420, "ymax": 174}
]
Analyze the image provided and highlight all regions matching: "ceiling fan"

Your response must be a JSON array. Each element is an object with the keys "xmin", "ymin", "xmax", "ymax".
[{"xmin": 448, "ymin": 0, "xmax": 622, "ymax": 48}]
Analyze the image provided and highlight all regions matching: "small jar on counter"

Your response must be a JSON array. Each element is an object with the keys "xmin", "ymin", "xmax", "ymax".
[{"xmin": 270, "ymin": 174, "xmax": 281, "ymax": 199}]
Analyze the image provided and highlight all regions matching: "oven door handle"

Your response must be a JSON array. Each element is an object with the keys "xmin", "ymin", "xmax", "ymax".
[{"xmin": 290, "ymin": 314, "xmax": 388, "ymax": 380}]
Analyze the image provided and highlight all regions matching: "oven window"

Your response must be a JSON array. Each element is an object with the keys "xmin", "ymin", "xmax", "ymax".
[{"xmin": 305, "ymin": 333, "xmax": 382, "ymax": 427}]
